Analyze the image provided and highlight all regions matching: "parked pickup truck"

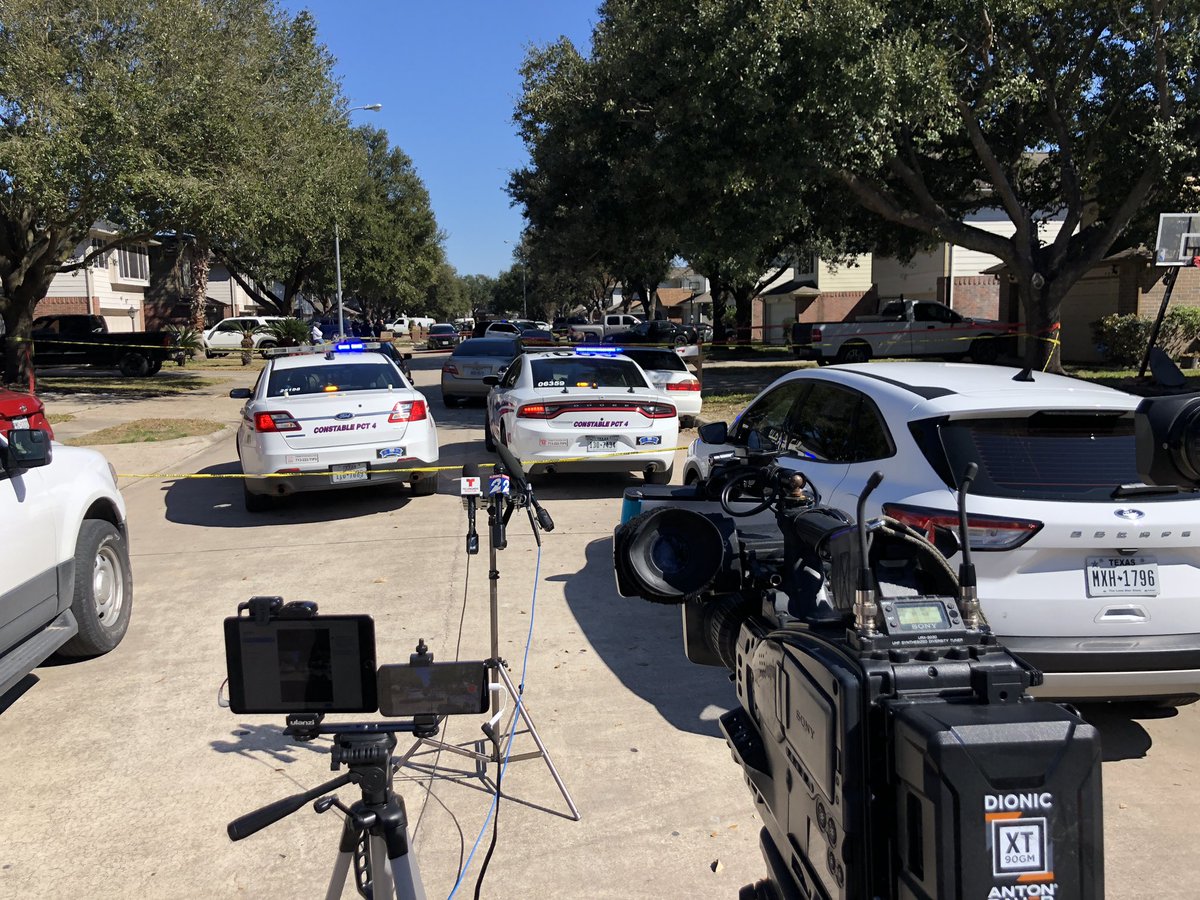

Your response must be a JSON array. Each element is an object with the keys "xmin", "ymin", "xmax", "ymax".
[
  {"xmin": 790, "ymin": 299, "xmax": 1014, "ymax": 365},
  {"xmin": 568, "ymin": 314, "xmax": 643, "ymax": 343},
  {"xmin": 27, "ymin": 314, "xmax": 181, "ymax": 377}
]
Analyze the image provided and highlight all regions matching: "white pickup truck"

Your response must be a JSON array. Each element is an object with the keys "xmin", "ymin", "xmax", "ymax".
[
  {"xmin": 790, "ymin": 299, "xmax": 1014, "ymax": 365},
  {"xmin": 568, "ymin": 314, "xmax": 643, "ymax": 343}
]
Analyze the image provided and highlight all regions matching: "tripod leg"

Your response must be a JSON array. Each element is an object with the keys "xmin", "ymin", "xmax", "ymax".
[
  {"xmin": 325, "ymin": 815, "xmax": 360, "ymax": 900},
  {"xmin": 379, "ymin": 794, "xmax": 427, "ymax": 900},
  {"xmin": 369, "ymin": 834, "xmax": 397, "ymax": 900}
]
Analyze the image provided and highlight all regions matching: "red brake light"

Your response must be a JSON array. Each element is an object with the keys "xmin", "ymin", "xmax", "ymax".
[
  {"xmin": 254, "ymin": 411, "xmax": 301, "ymax": 432},
  {"xmin": 811, "ymin": 326, "xmax": 822, "ymax": 340},
  {"xmin": 389, "ymin": 400, "xmax": 427, "ymax": 423},
  {"xmin": 442, "ymin": 363, "xmax": 459, "ymax": 376},
  {"xmin": 665, "ymin": 380, "xmax": 700, "ymax": 392},
  {"xmin": 518, "ymin": 403, "xmax": 552, "ymax": 418},
  {"xmin": 882, "ymin": 503, "xmax": 1042, "ymax": 550}
]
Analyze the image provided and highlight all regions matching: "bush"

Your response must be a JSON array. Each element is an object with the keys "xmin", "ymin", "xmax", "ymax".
[{"xmin": 1091, "ymin": 308, "xmax": 1200, "ymax": 366}]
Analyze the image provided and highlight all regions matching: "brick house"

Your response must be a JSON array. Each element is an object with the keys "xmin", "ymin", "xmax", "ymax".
[
  {"xmin": 36, "ymin": 227, "xmax": 154, "ymax": 330},
  {"xmin": 755, "ymin": 256, "xmax": 876, "ymax": 344}
]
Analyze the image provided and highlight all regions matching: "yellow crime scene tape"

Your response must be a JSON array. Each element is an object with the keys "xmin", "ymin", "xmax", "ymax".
[
  {"xmin": 115, "ymin": 443, "xmax": 694, "ymax": 480},
  {"xmin": 6, "ymin": 335, "xmax": 181, "ymax": 352}
]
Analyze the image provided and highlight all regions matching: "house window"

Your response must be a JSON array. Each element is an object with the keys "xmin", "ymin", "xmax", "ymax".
[
  {"xmin": 117, "ymin": 245, "xmax": 149, "ymax": 281},
  {"xmin": 89, "ymin": 238, "xmax": 108, "ymax": 269}
]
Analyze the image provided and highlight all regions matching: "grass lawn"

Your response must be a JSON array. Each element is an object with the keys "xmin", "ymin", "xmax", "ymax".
[
  {"xmin": 37, "ymin": 373, "xmax": 222, "ymax": 400},
  {"xmin": 67, "ymin": 418, "xmax": 226, "ymax": 445}
]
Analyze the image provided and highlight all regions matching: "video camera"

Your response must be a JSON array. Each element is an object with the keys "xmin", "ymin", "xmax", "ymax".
[{"xmin": 614, "ymin": 447, "xmax": 1105, "ymax": 899}]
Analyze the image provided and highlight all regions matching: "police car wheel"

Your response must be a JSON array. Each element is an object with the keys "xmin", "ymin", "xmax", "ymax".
[
  {"xmin": 645, "ymin": 465, "xmax": 673, "ymax": 485},
  {"xmin": 243, "ymin": 484, "xmax": 274, "ymax": 513},
  {"xmin": 483, "ymin": 415, "xmax": 496, "ymax": 452},
  {"xmin": 411, "ymin": 475, "xmax": 437, "ymax": 496}
]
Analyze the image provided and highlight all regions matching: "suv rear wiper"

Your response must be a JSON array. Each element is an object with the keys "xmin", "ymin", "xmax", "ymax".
[{"xmin": 1111, "ymin": 483, "xmax": 1181, "ymax": 498}]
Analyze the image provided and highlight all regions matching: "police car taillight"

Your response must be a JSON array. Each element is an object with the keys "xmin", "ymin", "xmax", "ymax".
[
  {"xmin": 389, "ymin": 400, "xmax": 427, "ymax": 423},
  {"xmin": 639, "ymin": 403, "xmax": 676, "ymax": 418},
  {"xmin": 517, "ymin": 403, "xmax": 552, "ymax": 418},
  {"xmin": 254, "ymin": 411, "xmax": 301, "ymax": 432}
]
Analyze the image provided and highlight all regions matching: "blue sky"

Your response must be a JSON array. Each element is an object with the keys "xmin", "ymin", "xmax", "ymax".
[{"xmin": 285, "ymin": 1, "xmax": 601, "ymax": 278}]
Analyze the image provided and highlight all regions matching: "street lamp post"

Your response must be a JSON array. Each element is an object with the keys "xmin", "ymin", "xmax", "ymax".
[
  {"xmin": 504, "ymin": 240, "xmax": 528, "ymax": 319},
  {"xmin": 336, "ymin": 103, "xmax": 383, "ymax": 338}
]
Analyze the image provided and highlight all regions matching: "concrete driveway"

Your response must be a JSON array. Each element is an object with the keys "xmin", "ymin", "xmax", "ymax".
[{"xmin": 0, "ymin": 353, "xmax": 1196, "ymax": 898}]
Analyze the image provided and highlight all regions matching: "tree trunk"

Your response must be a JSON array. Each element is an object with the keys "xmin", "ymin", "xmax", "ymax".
[
  {"xmin": 711, "ymin": 287, "xmax": 730, "ymax": 345},
  {"xmin": 1018, "ymin": 277, "xmax": 1064, "ymax": 374},
  {"xmin": 733, "ymin": 284, "xmax": 755, "ymax": 346},
  {"xmin": 2, "ymin": 297, "xmax": 38, "ymax": 389},
  {"xmin": 190, "ymin": 235, "xmax": 210, "ymax": 332}
]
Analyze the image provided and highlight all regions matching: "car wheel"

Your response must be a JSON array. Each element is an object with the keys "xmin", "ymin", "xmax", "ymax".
[
  {"xmin": 243, "ymin": 484, "xmax": 274, "ymax": 513},
  {"xmin": 1144, "ymin": 695, "xmax": 1200, "ymax": 709},
  {"xmin": 500, "ymin": 422, "xmax": 508, "ymax": 447},
  {"xmin": 118, "ymin": 352, "xmax": 151, "ymax": 377},
  {"xmin": 58, "ymin": 520, "xmax": 133, "ymax": 658},
  {"xmin": 679, "ymin": 415, "xmax": 696, "ymax": 428},
  {"xmin": 146, "ymin": 359, "xmax": 163, "ymax": 376},
  {"xmin": 410, "ymin": 473, "xmax": 438, "ymax": 496},
  {"xmin": 258, "ymin": 341, "xmax": 277, "ymax": 357},
  {"xmin": 684, "ymin": 468, "xmax": 699, "ymax": 486},
  {"xmin": 645, "ymin": 465, "xmax": 674, "ymax": 485},
  {"xmin": 969, "ymin": 337, "xmax": 1000, "ymax": 365},
  {"xmin": 835, "ymin": 343, "xmax": 872, "ymax": 365},
  {"xmin": 483, "ymin": 413, "xmax": 496, "ymax": 452},
  {"xmin": 442, "ymin": 393, "xmax": 461, "ymax": 408}
]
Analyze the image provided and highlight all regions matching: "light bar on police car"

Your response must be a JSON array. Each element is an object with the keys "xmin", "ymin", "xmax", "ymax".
[{"xmin": 576, "ymin": 345, "xmax": 624, "ymax": 356}]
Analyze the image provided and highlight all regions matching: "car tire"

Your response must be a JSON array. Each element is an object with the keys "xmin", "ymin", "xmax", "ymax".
[
  {"xmin": 969, "ymin": 337, "xmax": 1000, "ymax": 365},
  {"xmin": 684, "ymin": 468, "xmax": 699, "ymax": 486},
  {"xmin": 645, "ymin": 465, "xmax": 673, "ymax": 485},
  {"xmin": 442, "ymin": 393, "xmax": 460, "ymax": 408},
  {"xmin": 146, "ymin": 359, "xmax": 163, "ymax": 376},
  {"xmin": 835, "ymin": 342, "xmax": 872, "ymax": 365},
  {"xmin": 410, "ymin": 474, "xmax": 438, "ymax": 496},
  {"xmin": 483, "ymin": 413, "xmax": 496, "ymax": 452},
  {"xmin": 118, "ymin": 352, "xmax": 151, "ymax": 378},
  {"xmin": 679, "ymin": 415, "xmax": 696, "ymax": 428},
  {"xmin": 500, "ymin": 422, "xmax": 508, "ymax": 447},
  {"xmin": 58, "ymin": 520, "xmax": 133, "ymax": 658},
  {"xmin": 258, "ymin": 341, "xmax": 277, "ymax": 357},
  {"xmin": 243, "ymin": 484, "xmax": 274, "ymax": 513},
  {"xmin": 1144, "ymin": 695, "xmax": 1200, "ymax": 709}
]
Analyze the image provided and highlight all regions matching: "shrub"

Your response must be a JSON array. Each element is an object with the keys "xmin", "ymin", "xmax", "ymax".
[{"xmin": 1091, "ymin": 308, "xmax": 1200, "ymax": 366}]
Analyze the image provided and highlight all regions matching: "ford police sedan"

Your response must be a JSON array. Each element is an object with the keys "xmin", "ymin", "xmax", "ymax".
[
  {"xmin": 484, "ymin": 347, "xmax": 678, "ymax": 483},
  {"xmin": 231, "ymin": 343, "xmax": 439, "ymax": 511}
]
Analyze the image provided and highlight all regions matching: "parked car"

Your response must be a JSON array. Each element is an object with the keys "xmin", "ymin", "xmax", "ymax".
[
  {"xmin": 439, "ymin": 337, "xmax": 522, "ymax": 406},
  {"xmin": 484, "ymin": 346, "xmax": 678, "ymax": 483},
  {"xmin": 552, "ymin": 316, "xmax": 587, "ymax": 338},
  {"xmin": 603, "ymin": 319, "xmax": 697, "ymax": 346},
  {"xmin": 568, "ymin": 314, "xmax": 643, "ymax": 343},
  {"xmin": 684, "ymin": 361, "xmax": 1200, "ymax": 704},
  {"xmin": 230, "ymin": 343, "xmax": 439, "ymax": 511},
  {"xmin": 616, "ymin": 347, "xmax": 702, "ymax": 426},
  {"xmin": 1, "ymin": 427, "xmax": 133, "ymax": 699},
  {"xmin": 790, "ymin": 298, "xmax": 1013, "ymax": 365},
  {"xmin": 23, "ymin": 314, "xmax": 181, "ymax": 377},
  {"xmin": 385, "ymin": 315, "xmax": 436, "ymax": 336},
  {"xmin": 483, "ymin": 321, "xmax": 523, "ymax": 338},
  {"xmin": 425, "ymin": 323, "xmax": 462, "ymax": 350},
  {"xmin": 204, "ymin": 316, "xmax": 285, "ymax": 357},
  {"xmin": 0, "ymin": 388, "xmax": 53, "ymax": 439},
  {"xmin": 518, "ymin": 328, "xmax": 557, "ymax": 347}
]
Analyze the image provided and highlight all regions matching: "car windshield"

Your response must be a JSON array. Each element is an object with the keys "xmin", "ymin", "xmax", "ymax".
[
  {"xmin": 266, "ymin": 362, "xmax": 405, "ymax": 397},
  {"xmin": 937, "ymin": 411, "xmax": 1140, "ymax": 501},
  {"xmin": 454, "ymin": 339, "xmax": 519, "ymax": 358},
  {"xmin": 618, "ymin": 349, "xmax": 687, "ymax": 372},
  {"xmin": 430, "ymin": 324, "xmax": 455, "ymax": 334},
  {"xmin": 530, "ymin": 357, "xmax": 649, "ymax": 389}
]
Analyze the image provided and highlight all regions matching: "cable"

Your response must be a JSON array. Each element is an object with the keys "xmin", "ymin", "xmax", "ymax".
[{"xmin": 447, "ymin": 541, "xmax": 542, "ymax": 900}]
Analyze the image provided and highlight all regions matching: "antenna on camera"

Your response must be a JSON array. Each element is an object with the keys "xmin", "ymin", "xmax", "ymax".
[
  {"xmin": 854, "ymin": 471, "xmax": 884, "ymax": 634},
  {"xmin": 956, "ymin": 462, "xmax": 983, "ymax": 628}
]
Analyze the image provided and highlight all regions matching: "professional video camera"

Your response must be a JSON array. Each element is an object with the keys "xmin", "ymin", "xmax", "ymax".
[{"xmin": 614, "ymin": 447, "xmax": 1104, "ymax": 899}]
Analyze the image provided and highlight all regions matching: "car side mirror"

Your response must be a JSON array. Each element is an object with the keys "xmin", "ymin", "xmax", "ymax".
[
  {"xmin": 2, "ymin": 428, "xmax": 53, "ymax": 471},
  {"xmin": 229, "ymin": 388, "xmax": 252, "ymax": 399},
  {"xmin": 482, "ymin": 375, "xmax": 500, "ymax": 387},
  {"xmin": 697, "ymin": 421, "xmax": 728, "ymax": 444}
]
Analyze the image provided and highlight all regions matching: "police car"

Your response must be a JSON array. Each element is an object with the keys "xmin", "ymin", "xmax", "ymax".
[
  {"xmin": 483, "ymin": 346, "xmax": 678, "ymax": 483},
  {"xmin": 231, "ymin": 341, "xmax": 439, "ymax": 511}
]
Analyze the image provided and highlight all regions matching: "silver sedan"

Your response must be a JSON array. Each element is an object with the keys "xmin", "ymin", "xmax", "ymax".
[{"xmin": 439, "ymin": 337, "xmax": 521, "ymax": 405}]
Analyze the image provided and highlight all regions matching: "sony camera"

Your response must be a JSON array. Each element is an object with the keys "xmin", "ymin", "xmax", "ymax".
[{"xmin": 613, "ymin": 447, "xmax": 1106, "ymax": 899}]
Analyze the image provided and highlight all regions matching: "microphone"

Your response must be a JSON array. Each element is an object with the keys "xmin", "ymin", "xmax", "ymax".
[
  {"xmin": 531, "ymin": 497, "xmax": 554, "ymax": 532},
  {"xmin": 461, "ymin": 462, "xmax": 482, "ymax": 555}
]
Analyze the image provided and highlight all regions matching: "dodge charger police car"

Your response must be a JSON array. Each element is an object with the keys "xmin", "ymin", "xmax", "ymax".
[
  {"xmin": 484, "ymin": 346, "xmax": 678, "ymax": 483},
  {"xmin": 231, "ymin": 342, "xmax": 439, "ymax": 511}
]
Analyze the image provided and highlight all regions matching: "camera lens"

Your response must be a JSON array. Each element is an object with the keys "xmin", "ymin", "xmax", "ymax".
[{"xmin": 619, "ymin": 507, "xmax": 727, "ymax": 602}]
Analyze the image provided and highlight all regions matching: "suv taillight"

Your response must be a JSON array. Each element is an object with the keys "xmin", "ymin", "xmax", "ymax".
[
  {"xmin": 389, "ymin": 400, "xmax": 427, "ymax": 423},
  {"xmin": 254, "ymin": 411, "xmax": 301, "ymax": 432},
  {"xmin": 882, "ymin": 503, "xmax": 1042, "ymax": 550}
]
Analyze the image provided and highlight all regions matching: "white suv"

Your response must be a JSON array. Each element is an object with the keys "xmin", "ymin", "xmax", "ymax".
[
  {"xmin": 0, "ymin": 429, "xmax": 133, "ymax": 699},
  {"xmin": 685, "ymin": 362, "xmax": 1200, "ymax": 704},
  {"xmin": 204, "ymin": 316, "xmax": 285, "ymax": 356}
]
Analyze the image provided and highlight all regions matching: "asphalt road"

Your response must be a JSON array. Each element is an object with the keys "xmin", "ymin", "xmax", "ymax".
[{"xmin": 1, "ymin": 352, "xmax": 1197, "ymax": 898}]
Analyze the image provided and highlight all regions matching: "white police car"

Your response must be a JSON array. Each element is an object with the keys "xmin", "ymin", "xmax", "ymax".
[
  {"xmin": 231, "ymin": 341, "xmax": 439, "ymax": 511},
  {"xmin": 484, "ymin": 346, "xmax": 678, "ymax": 483}
]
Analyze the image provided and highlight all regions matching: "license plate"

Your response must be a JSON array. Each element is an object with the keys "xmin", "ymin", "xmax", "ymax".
[
  {"xmin": 466, "ymin": 367, "xmax": 489, "ymax": 377},
  {"xmin": 11, "ymin": 416, "xmax": 29, "ymax": 429},
  {"xmin": 331, "ymin": 463, "xmax": 369, "ymax": 484},
  {"xmin": 587, "ymin": 438, "xmax": 618, "ymax": 452},
  {"xmin": 1085, "ymin": 556, "xmax": 1159, "ymax": 596}
]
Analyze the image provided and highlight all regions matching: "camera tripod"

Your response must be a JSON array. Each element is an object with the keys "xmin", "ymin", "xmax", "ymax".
[
  {"xmin": 229, "ymin": 724, "xmax": 433, "ymax": 900},
  {"xmin": 396, "ymin": 448, "xmax": 579, "ymax": 820}
]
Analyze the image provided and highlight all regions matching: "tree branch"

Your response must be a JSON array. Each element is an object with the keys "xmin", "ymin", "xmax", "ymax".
[
  {"xmin": 1055, "ymin": 166, "xmax": 1159, "ymax": 291},
  {"xmin": 955, "ymin": 99, "xmax": 1030, "ymax": 249}
]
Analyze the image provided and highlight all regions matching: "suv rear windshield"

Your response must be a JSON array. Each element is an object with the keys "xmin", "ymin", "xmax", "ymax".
[
  {"xmin": 453, "ymin": 339, "xmax": 519, "ymax": 358},
  {"xmin": 530, "ymin": 358, "xmax": 649, "ymax": 389},
  {"xmin": 936, "ymin": 411, "xmax": 1140, "ymax": 501},
  {"xmin": 429, "ymin": 324, "xmax": 456, "ymax": 334},
  {"xmin": 619, "ymin": 348, "xmax": 687, "ymax": 372},
  {"xmin": 267, "ymin": 362, "xmax": 406, "ymax": 397}
]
